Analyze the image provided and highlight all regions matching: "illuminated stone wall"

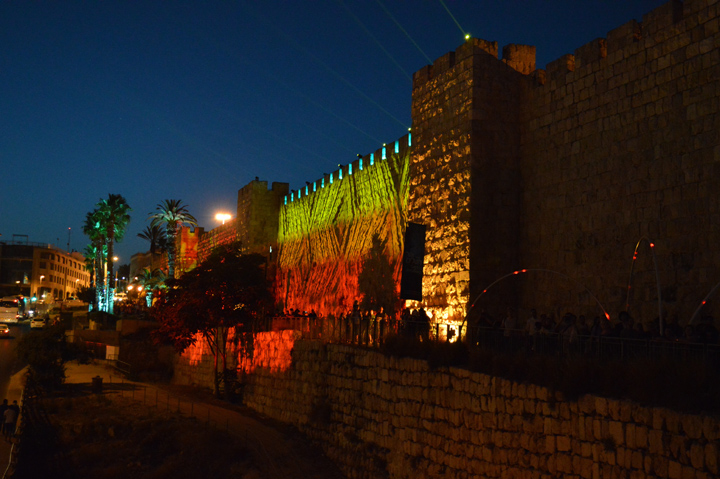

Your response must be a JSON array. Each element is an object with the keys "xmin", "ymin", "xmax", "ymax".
[
  {"xmin": 236, "ymin": 180, "xmax": 288, "ymax": 255},
  {"xmin": 197, "ymin": 219, "xmax": 239, "ymax": 263},
  {"xmin": 193, "ymin": 180, "xmax": 288, "ymax": 265},
  {"xmin": 175, "ymin": 226, "xmax": 201, "ymax": 277},
  {"xmin": 182, "ymin": 1, "xmax": 719, "ymax": 326},
  {"xmin": 410, "ymin": 1, "xmax": 720, "ymax": 324},
  {"xmin": 410, "ymin": 40, "xmax": 529, "ymax": 324},
  {"xmin": 275, "ymin": 136, "xmax": 410, "ymax": 316}
]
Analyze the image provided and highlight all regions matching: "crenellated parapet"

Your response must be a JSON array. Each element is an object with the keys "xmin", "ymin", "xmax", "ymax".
[{"xmin": 281, "ymin": 133, "xmax": 412, "ymax": 207}]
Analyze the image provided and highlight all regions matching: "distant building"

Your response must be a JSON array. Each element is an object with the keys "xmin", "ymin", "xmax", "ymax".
[{"xmin": 0, "ymin": 240, "xmax": 90, "ymax": 301}]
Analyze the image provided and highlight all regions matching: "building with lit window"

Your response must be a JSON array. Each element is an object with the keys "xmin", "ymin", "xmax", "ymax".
[{"xmin": 0, "ymin": 240, "xmax": 91, "ymax": 301}]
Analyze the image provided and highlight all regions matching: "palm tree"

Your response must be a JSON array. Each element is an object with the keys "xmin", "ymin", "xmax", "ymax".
[
  {"xmin": 137, "ymin": 224, "xmax": 166, "ymax": 271},
  {"xmin": 138, "ymin": 268, "xmax": 166, "ymax": 307},
  {"xmin": 149, "ymin": 199, "xmax": 197, "ymax": 278},
  {"xmin": 98, "ymin": 194, "xmax": 131, "ymax": 313},
  {"xmin": 83, "ymin": 209, "xmax": 107, "ymax": 311}
]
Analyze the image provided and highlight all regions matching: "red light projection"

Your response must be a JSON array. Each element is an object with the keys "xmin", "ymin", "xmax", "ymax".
[{"xmin": 239, "ymin": 330, "xmax": 300, "ymax": 373}]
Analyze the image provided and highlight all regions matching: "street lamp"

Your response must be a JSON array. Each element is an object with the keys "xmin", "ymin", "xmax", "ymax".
[{"xmin": 215, "ymin": 213, "xmax": 231, "ymax": 225}]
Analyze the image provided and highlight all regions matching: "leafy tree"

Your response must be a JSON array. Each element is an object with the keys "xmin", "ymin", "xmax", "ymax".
[
  {"xmin": 149, "ymin": 199, "xmax": 198, "ymax": 279},
  {"xmin": 358, "ymin": 233, "xmax": 399, "ymax": 316},
  {"xmin": 153, "ymin": 243, "xmax": 270, "ymax": 397},
  {"xmin": 98, "ymin": 194, "xmax": 131, "ymax": 313}
]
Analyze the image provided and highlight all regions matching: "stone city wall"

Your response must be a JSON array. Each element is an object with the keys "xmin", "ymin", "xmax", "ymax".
[
  {"xmin": 274, "ymin": 135, "xmax": 410, "ymax": 317},
  {"xmin": 517, "ymin": 0, "xmax": 720, "ymax": 324},
  {"xmin": 223, "ymin": 334, "xmax": 718, "ymax": 479},
  {"xmin": 409, "ymin": 0, "xmax": 720, "ymax": 325}
]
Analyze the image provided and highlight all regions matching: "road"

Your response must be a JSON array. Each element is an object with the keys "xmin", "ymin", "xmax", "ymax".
[{"xmin": 0, "ymin": 321, "xmax": 28, "ymax": 400}]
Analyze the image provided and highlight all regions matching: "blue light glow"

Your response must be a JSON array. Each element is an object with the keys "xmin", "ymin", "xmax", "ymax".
[
  {"xmin": 382, "ymin": 146, "xmax": 386, "ymax": 160},
  {"xmin": 370, "ymin": 153, "xmax": 374, "ymax": 166},
  {"xmin": 359, "ymin": 159, "xmax": 363, "ymax": 170},
  {"xmin": 330, "ymin": 173, "xmax": 333, "ymax": 184},
  {"xmin": 313, "ymin": 181, "xmax": 316, "ymax": 192},
  {"xmin": 395, "ymin": 141, "xmax": 399, "ymax": 154},
  {"xmin": 408, "ymin": 133, "xmax": 412, "ymax": 146},
  {"xmin": 339, "ymin": 168, "xmax": 343, "ymax": 180},
  {"xmin": 348, "ymin": 163, "xmax": 353, "ymax": 175}
]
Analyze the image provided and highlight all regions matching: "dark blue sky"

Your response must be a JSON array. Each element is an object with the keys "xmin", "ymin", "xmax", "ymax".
[{"xmin": 0, "ymin": 0, "xmax": 663, "ymax": 262}]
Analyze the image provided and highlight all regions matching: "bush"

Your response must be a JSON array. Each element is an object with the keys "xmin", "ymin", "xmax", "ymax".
[{"xmin": 16, "ymin": 324, "xmax": 69, "ymax": 391}]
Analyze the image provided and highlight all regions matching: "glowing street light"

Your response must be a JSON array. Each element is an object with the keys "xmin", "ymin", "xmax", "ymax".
[{"xmin": 215, "ymin": 213, "xmax": 232, "ymax": 225}]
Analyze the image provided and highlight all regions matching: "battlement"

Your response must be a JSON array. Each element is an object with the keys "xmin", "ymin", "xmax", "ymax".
[
  {"xmin": 238, "ymin": 179, "xmax": 289, "ymax": 197},
  {"xmin": 530, "ymin": 0, "xmax": 716, "ymax": 86},
  {"xmin": 281, "ymin": 133, "xmax": 411, "ymax": 207},
  {"xmin": 413, "ymin": 38, "xmax": 507, "ymax": 87}
]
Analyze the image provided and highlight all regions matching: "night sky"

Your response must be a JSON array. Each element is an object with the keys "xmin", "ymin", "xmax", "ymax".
[{"xmin": 0, "ymin": 1, "xmax": 664, "ymax": 262}]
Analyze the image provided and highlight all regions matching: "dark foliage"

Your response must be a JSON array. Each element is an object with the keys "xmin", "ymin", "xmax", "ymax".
[
  {"xmin": 16, "ymin": 324, "xmax": 72, "ymax": 391},
  {"xmin": 358, "ymin": 234, "xmax": 399, "ymax": 316}
]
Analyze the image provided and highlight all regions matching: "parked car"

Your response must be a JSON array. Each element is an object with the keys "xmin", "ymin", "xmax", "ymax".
[
  {"xmin": 30, "ymin": 318, "xmax": 46, "ymax": 329},
  {"xmin": 0, "ymin": 324, "xmax": 10, "ymax": 337}
]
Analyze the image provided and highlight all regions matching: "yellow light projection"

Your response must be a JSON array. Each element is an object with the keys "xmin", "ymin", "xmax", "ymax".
[{"xmin": 276, "ymin": 141, "xmax": 410, "ymax": 317}]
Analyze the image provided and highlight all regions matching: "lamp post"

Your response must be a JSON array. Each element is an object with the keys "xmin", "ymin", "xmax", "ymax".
[{"xmin": 215, "ymin": 213, "xmax": 231, "ymax": 225}]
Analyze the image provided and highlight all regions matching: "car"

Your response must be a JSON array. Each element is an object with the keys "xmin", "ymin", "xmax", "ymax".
[
  {"xmin": 0, "ymin": 324, "xmax": 9, "ymax": 337},
  {"xmin": 30, "ymin": 318, "xmax": 46, "ymax": 329}
]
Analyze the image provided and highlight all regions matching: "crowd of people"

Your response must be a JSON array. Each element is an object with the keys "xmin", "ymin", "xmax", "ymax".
[
  {"xmin": 275, "ymin": 302, "xmax": 434, "ymax": 346},
  {"xmin": 274, "ymin": 302, "xmax": 720, "ymax": 358}
]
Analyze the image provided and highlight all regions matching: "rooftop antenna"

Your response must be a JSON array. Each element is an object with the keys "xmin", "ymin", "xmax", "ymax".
[{"xmin": 67, "ymin": 227, "xmax": 71, "ymax": 252}]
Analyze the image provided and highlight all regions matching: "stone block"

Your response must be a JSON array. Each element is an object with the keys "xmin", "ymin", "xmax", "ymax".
[
  {"xmin": 681, "ymin": 414, "xmax": 703, "ymax": 439},
  {"xmin": 609, "ymin": 421, "xmax": 625, "ymax": 446},
  {"xmin": 706, "ymin": 443, "xmax": 719, "ymax": 475},
  {"xmin": 648, "ymin": 430, "xmax": 664, "ymax": 455},
  {"xmin": 595, "ymin": 397, "xmax": 608, "ymax": 416}
]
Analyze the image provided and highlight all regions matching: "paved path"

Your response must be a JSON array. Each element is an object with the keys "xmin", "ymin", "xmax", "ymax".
[{"xmin": 1, "ymin": 362, "xmax": 345, "ymax": 479}]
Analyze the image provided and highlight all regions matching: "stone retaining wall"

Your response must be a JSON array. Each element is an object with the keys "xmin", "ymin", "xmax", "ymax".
[{"xmin": 239, "ymin": 338, "xmax": 719, "ymax": 479}]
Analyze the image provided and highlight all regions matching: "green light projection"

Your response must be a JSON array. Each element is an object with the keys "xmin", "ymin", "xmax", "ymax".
[{"xmin": 276, "ymin": 140, "xmax": 410, "ymax": 316}]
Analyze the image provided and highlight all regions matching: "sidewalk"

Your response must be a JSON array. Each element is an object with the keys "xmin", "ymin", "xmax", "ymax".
[{"xmin": 0, "ymin": 361, "xmax": 344, "ymax": 479}]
